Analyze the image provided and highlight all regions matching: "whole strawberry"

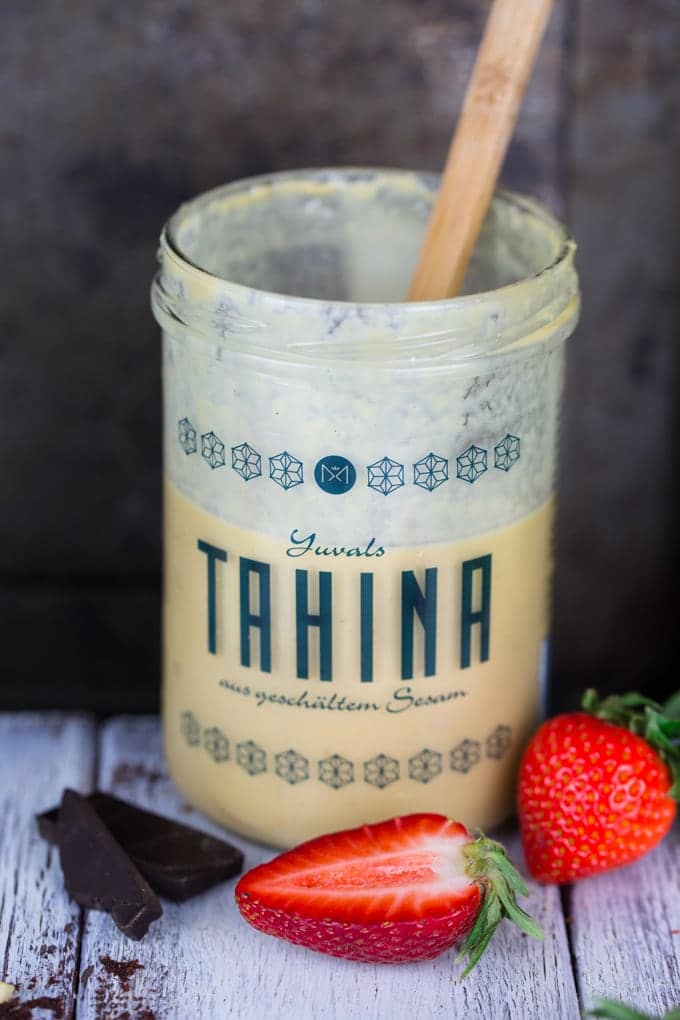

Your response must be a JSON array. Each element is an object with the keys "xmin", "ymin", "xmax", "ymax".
[
  {"xmin": 519, "ymin": 690, "xmax": 680, "ymax": 883},
  {"xmin": 236, "ymin": 813, "xmax": 541, "ymax": 973}
]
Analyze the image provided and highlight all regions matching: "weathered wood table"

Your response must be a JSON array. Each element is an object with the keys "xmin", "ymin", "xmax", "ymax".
[{"xmin": 1, "ymin": 714, "xmax": 678, "ymax": 1020}]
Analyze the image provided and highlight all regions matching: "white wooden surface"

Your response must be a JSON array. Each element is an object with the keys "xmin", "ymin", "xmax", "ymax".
[
  {"xmin": 78, "ymin": 718, "xmax": 580, "ymax": 1020},
  {"xmin": 0, "ymin": 714, "xmax": 678, "ymax": 1020},
  {"xmin": 570, "ymin": 824, "xmax": 680, "ymax": 1018},
  {"xmin": 0, "ymin": 714, "xmax": 96, "ymax": 1020}
]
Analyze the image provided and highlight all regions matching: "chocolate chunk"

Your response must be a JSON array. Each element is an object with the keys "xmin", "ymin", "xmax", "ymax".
[
  {"xmin": 36, "ymin": 806, "xmax": 61, "ymax": 845},
  {"xmin": 38, "ymin": 792, "xmax": 244, "ymax": 901},
  {"xmin": 58, "ymin": 789, "xmax": 162, "ymax": 940}
]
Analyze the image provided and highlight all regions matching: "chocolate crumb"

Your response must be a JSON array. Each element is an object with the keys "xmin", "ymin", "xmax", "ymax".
[
  {"xmin": 99, "ymin": 956, "xmax": 144, "ymax": 987},
  {"xmin": 38, "ymin": 946, "xmax": 56, "ymax": 958},
  {"xmin": 80, "ymin": 965, "xmax": 94, "ymax": 989},
  {"xmin": 0, "ymin": 996, "xmax": 64, "ymax": 1019}
]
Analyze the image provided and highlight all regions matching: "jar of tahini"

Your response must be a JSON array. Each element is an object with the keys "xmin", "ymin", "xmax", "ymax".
[{"xmin": 151, "ymin": 168, "xmax": 579, "ymax": 848}]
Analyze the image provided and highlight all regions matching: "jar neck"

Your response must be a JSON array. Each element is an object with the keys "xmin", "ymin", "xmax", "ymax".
[{"xmin": 151, "ymin": 173, "xmax": 579, "ymax": 371}]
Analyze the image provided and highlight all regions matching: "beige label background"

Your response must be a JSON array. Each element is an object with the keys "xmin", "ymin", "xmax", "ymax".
[{"xmin": 164, "ymin": 482, "xmax": 553, "ymax": 846}]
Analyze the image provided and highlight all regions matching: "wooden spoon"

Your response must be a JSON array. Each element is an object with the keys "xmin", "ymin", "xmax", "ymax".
[{"xmin": 407, "ymin": 0, "xmax": 556, "ymax": 301}]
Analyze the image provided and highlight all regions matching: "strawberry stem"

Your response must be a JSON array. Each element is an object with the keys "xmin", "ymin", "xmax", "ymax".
[
  {"xmin": 457, "ymin": 834, "xmax": 543, "ymax": 976},
  {"xmin": 582, "ymin": 689, "xmax": 680, "ymax": 801}
]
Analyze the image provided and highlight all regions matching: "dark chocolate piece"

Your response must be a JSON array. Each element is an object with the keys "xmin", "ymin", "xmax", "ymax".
[
  {"xmin": 38, "ymin": 792, "xmax": 244, "ymax": 900},
  {"xmin": 58, "ymin": 789, "xmax": 162, "ymax": 940},
  {"xmin": 36, "ymin": 806, "xmax": 61, "ymax": 844}
]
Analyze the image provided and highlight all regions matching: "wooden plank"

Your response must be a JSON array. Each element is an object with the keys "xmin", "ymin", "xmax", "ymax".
[
  {"xmin": 0, "ymin": 713, "xmax": 96, "ymax": 1019},
  {"xmin": 77, "ymin": 717, "xmax": 578, "ymax": 1020},
  {"xmin": 570, "ymin": 824, "xmax": 680, "ymax": 1017}
]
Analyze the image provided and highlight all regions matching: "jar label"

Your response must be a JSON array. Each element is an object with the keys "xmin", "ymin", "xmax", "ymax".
[{"xmin": 163, "ymin": 481, "xmax": 552, "ymax": 842}]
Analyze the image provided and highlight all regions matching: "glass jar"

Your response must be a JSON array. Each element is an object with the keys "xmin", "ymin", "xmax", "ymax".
[{"xmin": 151, "ymin": 168, "xmax": 579, "ymax": 847}]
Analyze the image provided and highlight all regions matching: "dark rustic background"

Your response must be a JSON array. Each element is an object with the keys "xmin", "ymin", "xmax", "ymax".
[{"xmin": 1, "ymin": 0, "xmax": 678, "ymax": 712}]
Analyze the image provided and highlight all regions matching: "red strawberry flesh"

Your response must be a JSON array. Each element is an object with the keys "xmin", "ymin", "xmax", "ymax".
[{"xmin": 236, "ymin": 814, "xmax": 482, "ymax": 963}]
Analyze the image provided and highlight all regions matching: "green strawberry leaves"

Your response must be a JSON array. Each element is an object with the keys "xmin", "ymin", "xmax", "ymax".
[
  {"xmin": 582, "ymin": 689, "xmax": 680, "ymax": 802},
  {"xmin": 458, "ymin": 834, "xmax": 543, "ymax": 976},
  {"xmin": 588, "ymin": 998, "xmax": 680, "ymax": 1020},
  {"xmin": 664, "ymin": 691, "xmax": 680, "ymax": 721}
]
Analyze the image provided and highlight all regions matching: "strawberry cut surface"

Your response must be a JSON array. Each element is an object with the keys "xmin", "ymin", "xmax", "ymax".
[{"xmin": 235, "ymin": 813, "xmax": 541, "ymax": 967}]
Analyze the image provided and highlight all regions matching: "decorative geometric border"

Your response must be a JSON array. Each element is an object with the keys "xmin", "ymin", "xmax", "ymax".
[
  {"xmin": 367, "ymin": 457, "xmax": 404, "ymax": 496},
  {"xmin": 231, "ymin": 442, "xmax": 262, "ymax": 481},
  {"xmin": 201, "ymin": 431, "xmax": 225, "ymax": 470},
  {"xmin": 456, "ymin": 444, "xmax": 487, "ymax": 484},
  {"xmin": 179, "ymin": 712, "xmax": 513, "ymax": 785},
  {"xmin": 269, "ymin": 451, "xmax": 304, "ymax": 490},
  {"xmin": 413, "ymin": 453, "xmax": 448, "ymax": 491},
  {"xmin": 178, "ymin": 417, "xmax": 197, "ymax": 456},
  {"xmin": 494, "ymin": 434, "xmax": 520, "ymax": 472},
  {"xmin": 178, "ymin": 417, "xmax": 522, "ymax": 492}
]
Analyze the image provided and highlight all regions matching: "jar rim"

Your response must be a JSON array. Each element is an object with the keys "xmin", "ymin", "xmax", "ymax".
[
  {"xmin": 161, "ymin": 166, "xmax": 575, "ymax": 312},
  {"xmin": 153, "ymin": 167, "xmax": 579, "ymax": 368}
]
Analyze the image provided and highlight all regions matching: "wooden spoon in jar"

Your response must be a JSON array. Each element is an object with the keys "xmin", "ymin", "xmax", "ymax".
[{"xmin": 407, "ymin": 0, "xmax": 556, "ymax": 302}]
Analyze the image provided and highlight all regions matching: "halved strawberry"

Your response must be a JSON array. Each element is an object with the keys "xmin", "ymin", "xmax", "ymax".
[{"xmin": 235, "ymin": 813, "xmax": 541, "ymax": 972}]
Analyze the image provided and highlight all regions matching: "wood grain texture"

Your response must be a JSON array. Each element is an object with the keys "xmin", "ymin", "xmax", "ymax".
[
  {"xmin": 570, "ymin": 825, "xmax": 680, "ymax": 1017},
  {"xmin": 76, "ymin": 717, "xmax": 579, "ymax": 1020},
  {"xmin": 0, "ymin": 714, "xmax": 96, "ymax": 1019},
  {"xmin": 2, "ymin": 714, "xmax": 679, "ymax": 1019}
]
